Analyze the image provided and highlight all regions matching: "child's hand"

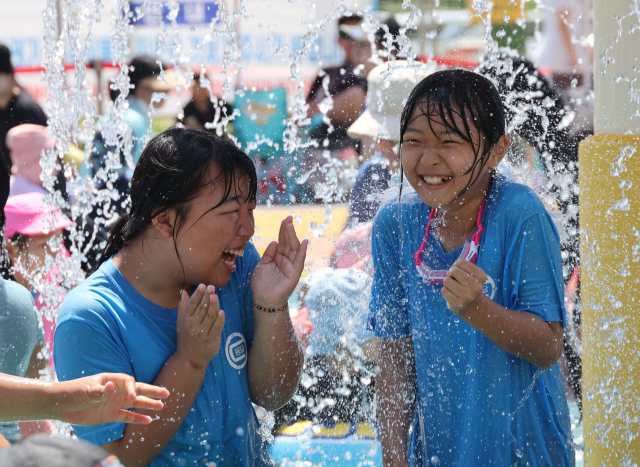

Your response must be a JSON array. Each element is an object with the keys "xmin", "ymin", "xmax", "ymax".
[
  {"xmin": 250, "ymin": 216, "xmax": 308, "ymax": 309},
  {"xmin": 175, "ymin": 284, "xmax": 226, "ymax": 369},
  {"xmin": 51, "ymin": 374, "xmax": 169, "ymax": 426},
  {"xmin": 442, "ymin": 259, "xmax": 488, "ymax": 315}
]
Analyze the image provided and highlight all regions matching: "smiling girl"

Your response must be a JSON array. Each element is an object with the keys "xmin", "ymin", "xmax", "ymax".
[
  {"xmin": 54, "ymin": 128, "xmax": 307, "ymax": 467},
  {"xmin": 370, "ymin": 70, "xmax": 574, "ymax": 466}
]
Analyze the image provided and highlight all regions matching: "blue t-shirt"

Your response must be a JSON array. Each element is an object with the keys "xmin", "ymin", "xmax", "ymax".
[
  {"xmin": 54, "ymin": 243, "xmax": 272, "ymax": 467},
  {"xmin": 369, "ymin": 176, "xmax": 574, "ymax": 466},
  {"xmin": 0, "ymin": 278, "xmax": 44, "ymax": 441}
]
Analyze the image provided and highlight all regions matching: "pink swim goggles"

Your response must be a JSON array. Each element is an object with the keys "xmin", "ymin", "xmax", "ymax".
[{"xmin": 414, "ymin": 199, "xmax": 486, "ymax": 285}]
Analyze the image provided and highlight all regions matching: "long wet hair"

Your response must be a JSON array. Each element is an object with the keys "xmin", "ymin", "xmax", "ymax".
[
  {"xmin": 398, "ymin": 69, "xmax": 506, "ymax": 201},
  {"xmin": 93, "ymin": 127, "xmax": 257, "ymax": 277}
]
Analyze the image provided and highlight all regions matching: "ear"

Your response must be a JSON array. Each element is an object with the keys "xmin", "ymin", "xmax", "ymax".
[
  {"xmin": 489, "ymin": 135, "xmax": 510, "ymax": 168},
  {"xmin": 151, "ymin": 209, "xmax": 177, "ymax": 239}
]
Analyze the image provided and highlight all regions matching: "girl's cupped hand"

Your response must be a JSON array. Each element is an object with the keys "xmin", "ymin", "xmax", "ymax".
[
  {"xmin": 175, "ymin": 284, "xmax": 226, "ymax": 369},
  {"xmin": 250, "ymin": 216, "xmax": 308, "ymax": 308},
  {"xmin": 442, "ymin": 259, "xmax": 488, "ymax": 316}
]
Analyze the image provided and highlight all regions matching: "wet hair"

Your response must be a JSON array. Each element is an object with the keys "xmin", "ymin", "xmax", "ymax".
[
  {"xmin": 398, "ymin": 69, "xmax": 506, "ymax": 200},
  {"xmin": 93, "ymin": 127, "xmax": 257, "ymax": 277}
]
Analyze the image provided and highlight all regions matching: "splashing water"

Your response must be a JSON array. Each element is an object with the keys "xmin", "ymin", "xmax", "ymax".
[{"xmin": 20, "ymin": 0, "xmax": 610, "ymax": 463}]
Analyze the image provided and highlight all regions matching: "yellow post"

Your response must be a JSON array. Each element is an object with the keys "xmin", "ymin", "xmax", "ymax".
[{"xmin": 580, "ymin": 0, "xmax": 640, "ymax": 464}]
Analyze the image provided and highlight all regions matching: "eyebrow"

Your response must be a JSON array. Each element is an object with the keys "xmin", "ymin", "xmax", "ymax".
[
  {"xmin": 404, "ymin": 125, "xmax": 454, "ymax": 137},
  {"xmin": 220, "ymin": 195, "xmax": 241, "ymax": 205},
  {"xmin": 403, "ymin": 126, "xmax": 424, "ymax": 135}
]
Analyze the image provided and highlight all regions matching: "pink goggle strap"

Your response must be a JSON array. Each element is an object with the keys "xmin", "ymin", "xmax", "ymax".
[{"xmin": 414, "ymin": 198, "xmax": 487, "ymax": 268}]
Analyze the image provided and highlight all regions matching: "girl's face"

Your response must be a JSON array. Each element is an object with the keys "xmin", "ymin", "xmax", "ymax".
[
  {"xmin": 401, "ymin": 107, "xmax": 505, "ymax": 210},
  {"xmin": 173, "ymin": 166, "xmax": 256, "ymax": 289}
]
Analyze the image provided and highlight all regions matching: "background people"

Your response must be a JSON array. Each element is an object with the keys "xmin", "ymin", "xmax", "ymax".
[
  {"xmin": 6, "ymin": 124, "xmax": 52, "ymax": 196},
  {"xmin": 181, "ymin": 73, "xmax": 232, "ymax": 131},
  {"xmin": 274, "ymin": 267, "xmax": 376, "ymax": 430},
  {"xmin": 0, "ymin": 154, "xmax": 169, "ymax": 447},
  {"xmin": 346, "ymin": 60, "xmax": 433, "ymax": 225},
  {"xmin": 0, "ymin": 45, "xmax": 47, "ymax": 170}
]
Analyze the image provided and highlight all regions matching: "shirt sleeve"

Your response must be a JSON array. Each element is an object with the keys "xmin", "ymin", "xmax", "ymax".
[
  {"xmin": 368, "ymin": 205, "xmax": 412, "ymax": 339},
  {"xmin": 54, "ymin": 317, "xmax": 134, "ymax": 446},
  {"xmin": 505, "ymin": 213, "xmax": 566, "ymax": 325},
  {"xmin": 241, "ymin": 242, "xmax": 261, "ymax": 346}
]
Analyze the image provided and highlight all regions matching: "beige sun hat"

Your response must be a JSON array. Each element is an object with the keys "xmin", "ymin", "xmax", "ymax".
[{"xmin": 348, "ymin": 60, "xmax": 435, "ymax": 142}]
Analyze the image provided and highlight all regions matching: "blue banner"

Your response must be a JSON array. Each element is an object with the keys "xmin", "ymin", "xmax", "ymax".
[{"xmin": 129, "ymin": 2, "xmax": 219, "ymax": 26}]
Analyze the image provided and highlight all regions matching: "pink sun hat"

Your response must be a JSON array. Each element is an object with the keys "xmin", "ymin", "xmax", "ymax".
[
  {"xmin": 6, "ymin": 124, "xmax": 53, "ymax": 185},
  {"xmin": 4, "ymin": 192, "xmax": 71, "ymax": 239}
]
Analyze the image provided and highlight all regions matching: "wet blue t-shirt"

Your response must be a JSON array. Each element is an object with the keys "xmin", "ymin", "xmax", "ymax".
[
  {"xmin": 369, "ymin": 176, "xmax": 574, "ymax": 466},
  {"xmin": 54, "ymin": 243, "xmax": 272, "ymax": 467}
]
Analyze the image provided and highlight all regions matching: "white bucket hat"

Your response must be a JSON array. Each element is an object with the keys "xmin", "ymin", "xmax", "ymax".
[{"xmin": 348, "ymin": 60, "xmax": 435, "ymax": 142}]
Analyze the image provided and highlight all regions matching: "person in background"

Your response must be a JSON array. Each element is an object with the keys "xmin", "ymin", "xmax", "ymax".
[
  {"xmin": 298, "ymin": 15, "xmax": 369, "ymax": 202},
  {"xmin": 4, "ymin": 192, "xmax": 72, "ymax": 367},
  {"xmin": 6, "ymin": 124, "xmax": 52, "ymax": 196},
  {"xmin": 124, "ymin": 55, "xmax": 173, "ymax": 166},
  {"xmin": 181, "ymin": 73, "xmax": 232, "ymax": 131},
  {"xmin": 346, "ymin": 60, "xmax": 433, "ymax": 225},
  {"xmin": 0, "ymin": 154, "xmax": 169, "ymax": 448},
  {"xmin": 305, "ymin": 14, "xmax": 368, "ymax": 154},
  {"xmin": 2, "ymin": 192, "xmax": 72, "ymax": 437},
  {"xmin": 274, "ymin": 267, "xmax": 376, "ymax": 430},
  {"xmin": 92, "ymin": 55, "xmax": 174, "ymax": 219},
  {"xmin": 375, "ymin": 16, "xmax": 401, "ymax": 57},
  {"xmin": 0, "ymin": 45, "xmax": 47, "ymax": 170}
]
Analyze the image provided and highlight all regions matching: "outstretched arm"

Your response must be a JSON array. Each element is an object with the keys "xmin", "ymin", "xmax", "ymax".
[
  {"xmin": 248, "ymin": 216, "xmax": 307, "ymax": 410},
  {"xmin": 0, "ymin": 372, "xmax": 169, "ymax": 425}
]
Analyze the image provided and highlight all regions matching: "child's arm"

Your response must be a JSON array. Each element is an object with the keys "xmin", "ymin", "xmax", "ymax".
[
  {"xmin": 0, "ymin": 372, "xmax": 168, "ymax": 424},
  {"xmin": 248, "ymin": 217, "xmax": 307, "ymax": 410},
  {"xmin": 443, "ymin": 260, "xmax": 564, "ymax": 370},
  {"xmin": 378, "ymin": 337, "xmax": 416, "ymax": 467}
]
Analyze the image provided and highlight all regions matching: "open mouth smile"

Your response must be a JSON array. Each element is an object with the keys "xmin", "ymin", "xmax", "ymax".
[
  {"xmin": 420, "ymin": 175, "xmax": 453, "ymax": 188},
  {"xmin": 220, "ymin": 247, "xmax": 245, "ymax": 272}
]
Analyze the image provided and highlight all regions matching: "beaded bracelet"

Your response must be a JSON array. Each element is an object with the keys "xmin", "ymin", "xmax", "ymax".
[{"xmin": 252, "ymin": 301, "xmax": 289, "ymax": 313}]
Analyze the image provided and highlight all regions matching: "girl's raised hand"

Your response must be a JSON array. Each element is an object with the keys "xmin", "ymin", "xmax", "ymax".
[
  {"xmin": 175, "ymin": 284, "xmax": 226, "ymax": 369},
  {"xmin": 442, "ymin": 259, "xmax": 488, "ymax": 315},
  {"xmin": 250, "ymin": 216, "xmax": 308, "ymax": 308}
]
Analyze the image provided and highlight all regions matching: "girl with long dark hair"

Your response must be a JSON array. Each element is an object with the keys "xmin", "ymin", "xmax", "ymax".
[
  {"xmin": 54, "ymin": 128, "xmax": 307, "ymax": 466},
  {"xmin": 371, "ymin": 70, "xmax": 574, "ymax": 466}
]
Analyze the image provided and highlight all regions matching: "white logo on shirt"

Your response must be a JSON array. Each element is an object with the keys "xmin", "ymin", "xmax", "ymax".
[
  {"xmin": 225, "ymin": 332, "xmax": 247, "ymax": 370},
  {"xmin": 483, "ymin": 276, "xmax": 496, "ymax": 300}
]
